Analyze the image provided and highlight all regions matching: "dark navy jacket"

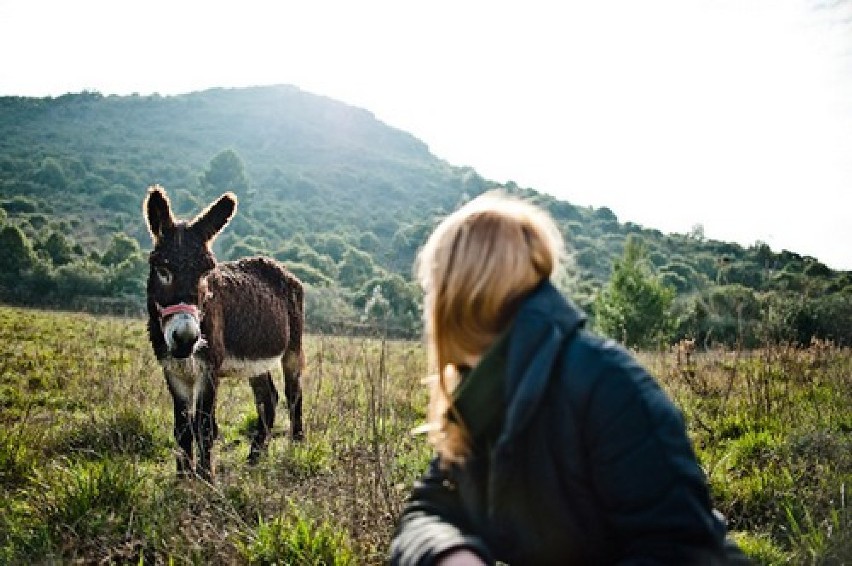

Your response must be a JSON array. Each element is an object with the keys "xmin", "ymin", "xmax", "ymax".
[{"xmin": 390, "ymin": 281, "xmax": 740, "ymax": 565}]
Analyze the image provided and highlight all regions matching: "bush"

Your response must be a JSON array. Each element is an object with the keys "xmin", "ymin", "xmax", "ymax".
[
  {"xmin": 54, "ymin": 260, "xmax": 108, "ymax": 297},
  {"xmin": 23, "ymin": 458, "xmax": 143, "ymax": 546},
  {"xmin": 1, "ymin": 196, "xmax": 39, "ymax": 214},
  {"xmin": 730, "ymin": 531, "xmax": 790, "ymax": 565},
  {"xmin": 52, "ymin": 408, "xmax": 169, "ymax": 460},
  {"xmin": 239, "ymin": 504, "xmax": 355, "ymax": 566}
]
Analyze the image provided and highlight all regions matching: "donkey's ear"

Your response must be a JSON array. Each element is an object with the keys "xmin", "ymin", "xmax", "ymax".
[
  {"xmin": 190, "ymin": 192, "xmax": 237, "ymax": 243},
  {"xmin": 143, "ymin": 185, "xmax": 175, "ymax": 243}
]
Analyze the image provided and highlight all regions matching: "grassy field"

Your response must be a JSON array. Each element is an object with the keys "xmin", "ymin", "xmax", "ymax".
[{"xmin": 0, "ymin": 305, "xmax": 849, "ymax": 565}]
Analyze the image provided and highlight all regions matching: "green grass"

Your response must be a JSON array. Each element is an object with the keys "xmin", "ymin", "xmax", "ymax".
[
  {"xmin": 238, "ymin": 503, "xmax": 356, "ymax": 565},
  {"xmin": 0, "ymin": 305, "xmax": 430, "ymax": 564},
  {"xmin": 729, "ymin": 531, "xmax": 790, "ymax": 565},
  {"xmin": 643, "ymin": 342, "xmax": 852, "ymax": 564},
  {"xmin": 0, "ymin": 304, "xmax": 849, "ymax": 564}
]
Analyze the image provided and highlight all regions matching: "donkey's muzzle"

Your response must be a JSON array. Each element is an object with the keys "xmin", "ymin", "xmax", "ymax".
[{"xmin": 162, "ymin": 311, "xmax": 203, "ymax": 359}]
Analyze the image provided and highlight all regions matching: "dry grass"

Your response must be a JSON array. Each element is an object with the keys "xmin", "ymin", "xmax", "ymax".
[{"xmin": 1, "ymin": 305, "xmax": 849, "ymax": 564}]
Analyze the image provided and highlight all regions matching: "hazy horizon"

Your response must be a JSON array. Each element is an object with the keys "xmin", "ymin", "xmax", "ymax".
[{"xmin": 2, "ymin": 0, "xmax": 850, "ymax": 269}]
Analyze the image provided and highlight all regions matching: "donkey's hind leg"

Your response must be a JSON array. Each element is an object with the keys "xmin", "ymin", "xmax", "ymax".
[
  {"xmin": 248, "ymin": 371, "xmax": 279, "ymax": 464},
  {"xmin": 283, "ymin": 351, "xmax": 304, "ymax": 441}
]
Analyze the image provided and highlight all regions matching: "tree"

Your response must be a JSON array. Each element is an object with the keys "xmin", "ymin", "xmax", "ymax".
[
  {"xmin": 356, "ymin": 273, "xmax": 422, "ymax": 335},
  {"xmin": 361, "ymin": 284, "xmax": 392, "ymax": 323},
  {"xmin": 34, "ymin": 157, "xmax": 67, "ymax": 189},
  {"xmin": 107, "ymin": 255, "xmax": 147, "ymax": 296},
  {"xmin": 594, "ymin": 236, "xmax": 676, "ymax": 349},
  {"xmin": 199, "ymin": 149, "xmax": 249, "ymax": 200},
  {"xmin": 687, "ymin": 223, "xmax": 705, "ymax": 242},
  {"xmin": 357, "ymin": 231, "xmax": 381, "ymax": 253},
  {"xmin": 26, "ymin": 260, "xmax": 57, "ymax": 298},
  {"xmin": 99, "ymin": 187, "xmax": 138, "ymax": 214},
  {"xmin": 356, "ymin": 273, "xmax": 421, "ymax": 319},
  {"xmin": 338, "ymin": 248, "xmax": 376, "ymax": 289},
  {"xmin": 310, "ymin": 233, "xmax": 350, "ymax": 263},
  {"xmin": 2, "ymin": 196, "xmax": 38, "ymax": 214},
  {"xmin": 225, "ymin": 235, "xmax": 267, "ymax": 260},
  {"xmin": 101, "ymin": 233, "xmax": 141, "ymax": 266},
  {"xmin": 705, "ymin": 284, "xmax": 761, "ymax": 347},
  {"xmin": 41, "ymin": 231, "xmax": 75, "ymax": 266},
  {"xmin": 272, "ymin": 240, "xmax": 338, "ymax": 279},
  {"xmin": 303, "ymin": 284, "xmax": 357, "ymax": 333},
  {"xmin": 54, "ymin": 259, "xmax": 108, "ymax": 298},
  {"xmin": 0, "ymin": 225, "xmax": 36, "ymax": 280},
  {"xmin": 286, "ymin": 262, "xmax": 334, "ymax": 287}
]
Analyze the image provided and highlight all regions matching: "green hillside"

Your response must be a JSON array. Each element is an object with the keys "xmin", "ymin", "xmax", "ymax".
[{"xmin": 0, "ymin": 86, "xmax": 850, "ymax": 343}]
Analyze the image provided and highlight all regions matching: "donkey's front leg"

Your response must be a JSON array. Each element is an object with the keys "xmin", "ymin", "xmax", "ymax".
[
  {"xmin": 193, "ymin": 376, "xmax": 219, "ymax": 482},
  {"xmin": 248, "ymin": 371, "xmax": 279, "ymax": 464},
  {"xmin": 168, "ymin": 382, "xmax": 194, "ymax": 477}
]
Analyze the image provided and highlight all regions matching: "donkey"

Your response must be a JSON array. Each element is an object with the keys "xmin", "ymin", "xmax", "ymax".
[{"xmin": 143, "ymin": 185, "xmax": 304, "ymax": 480}]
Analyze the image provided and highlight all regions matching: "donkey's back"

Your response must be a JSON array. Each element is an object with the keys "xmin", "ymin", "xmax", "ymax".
[{"xmin": 205, "ymin": 256, "xmax": 303, "ymax": 372}]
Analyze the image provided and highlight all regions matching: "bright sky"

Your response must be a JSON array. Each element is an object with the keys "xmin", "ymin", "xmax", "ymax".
[{"xmin": 2, "ymin": 0, "xmax": 851, "ymax": 269}]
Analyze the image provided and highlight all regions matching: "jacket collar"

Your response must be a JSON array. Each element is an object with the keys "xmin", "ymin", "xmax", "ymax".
[
  {"xmin": 498, "ymin": 279, "xmax": 587, "ymax": 444},
  {"xmin": 513, "ymin": 279, "xmax": 587, "ymax": 333},
  {"xmin": 452, "ymin": 330, "xmax": 510, "ymax": 443}
]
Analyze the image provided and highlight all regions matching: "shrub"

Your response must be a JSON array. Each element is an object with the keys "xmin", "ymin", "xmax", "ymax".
[
  {"xmin": 730, "ymin": 531, "xmax": 790, "ymax": 565},
  {"xmin": 0, "ymin": 426, "xmax": 40, "ymax": 488},
  {"xmin": 25, "ymin": 458, "xmax": 143, "ymax": 544},
  {"xmin": 239, "ymin": 504, "xmax": 355, "ymax": 566},
  {"xmin": 53, "ymin": 408, "xmax": 169, "ymax": 460}
]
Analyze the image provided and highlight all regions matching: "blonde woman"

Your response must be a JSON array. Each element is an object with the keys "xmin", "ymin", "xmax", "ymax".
[{"xmin": 389, "ymin": 192, "xmax": 746, "ymax": 565}]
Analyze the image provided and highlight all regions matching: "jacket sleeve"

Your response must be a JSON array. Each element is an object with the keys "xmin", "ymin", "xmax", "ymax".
[
  {"xmin": 582, "ymin": 343, "xmax": 730, "ymax": 565},
  {"xmin": 389, "ymin": 457, "xmax": 493, "ymax": 566}
]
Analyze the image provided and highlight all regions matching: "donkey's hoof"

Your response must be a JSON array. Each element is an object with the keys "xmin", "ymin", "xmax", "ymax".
[
  {"xmin": 176, "ymin": 469, "xmax": 194, "ymax": 480},
  {"xmin": 247, "ymin": 449, "xmax": 263, "ymax": 466},
  {"xmin": 291, "ymin": 429, "xmax": 305, "ymax": 442},
  {"xmin": 196, "ymin": 469, "xmax": 215, "ymax": 483},
  {"xmin": 176, "ymin": 459, "xmax": 194, "ymax": 479}
]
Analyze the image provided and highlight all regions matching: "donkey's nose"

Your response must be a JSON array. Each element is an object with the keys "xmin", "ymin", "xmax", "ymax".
[
  {"xmin": 163, "ymin": 312, "xmax": 201, "ymax": 358},
  {"xmin": 172, "ymin": 330, "xmax": 198, "ymax": 359}
]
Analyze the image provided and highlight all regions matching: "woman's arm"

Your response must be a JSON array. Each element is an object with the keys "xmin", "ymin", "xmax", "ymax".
[
  {"xmin": 584, "ymin": 348, "xmax": 729, "ymax": 564},
  {"xmin": 435, "ymin": 549, "xmax": 487, "ymax": 566},
  {"xmin": 389, "ymin": 458, "xmax": 492, "ymax": 566}
]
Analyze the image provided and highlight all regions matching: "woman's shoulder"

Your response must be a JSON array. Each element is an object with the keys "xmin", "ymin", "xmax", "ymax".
[
  {"xmin": 556, "ymin": 329, "xmax": 670, "ymax": 416},
  {"xmin": 559, "ymin": 329, "xmax": 645, "ymax": 384}
]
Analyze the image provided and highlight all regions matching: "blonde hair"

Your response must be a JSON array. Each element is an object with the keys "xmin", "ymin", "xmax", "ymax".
[{"xmin": 415, "ymin": 190, "xmax": 564, "ymax": 465}]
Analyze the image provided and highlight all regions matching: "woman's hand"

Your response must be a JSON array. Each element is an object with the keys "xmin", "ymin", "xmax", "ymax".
[{"xmin": 436, "ymin": 548, "xmax": 487, "ymax": 566}]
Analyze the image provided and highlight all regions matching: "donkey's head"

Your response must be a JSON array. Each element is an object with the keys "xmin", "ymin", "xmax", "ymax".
[{"xmin": 143, "ymin": 185, "xmax": 237, "ymax": 358}]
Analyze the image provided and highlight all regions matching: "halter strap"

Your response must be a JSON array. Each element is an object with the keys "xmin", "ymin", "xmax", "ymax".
[{"xmin": 158, "ymin": 302, "xmax": 200, "ymax": 319}]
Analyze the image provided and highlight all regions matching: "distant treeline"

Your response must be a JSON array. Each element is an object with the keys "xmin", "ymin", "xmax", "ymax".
[{"xmin": 1, "ymin": 88, "xmax": 850, "ymax": 346}]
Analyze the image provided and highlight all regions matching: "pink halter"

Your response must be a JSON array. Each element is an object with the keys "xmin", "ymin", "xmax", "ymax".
[{"xmin": 158, "ymin": 302, "xmax": 200, "ymax": 320}]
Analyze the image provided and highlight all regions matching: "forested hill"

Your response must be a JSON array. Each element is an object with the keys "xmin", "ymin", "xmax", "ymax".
[{"xmin": 1, "ymin": 85, "xmax": 850, "ymax": 344}]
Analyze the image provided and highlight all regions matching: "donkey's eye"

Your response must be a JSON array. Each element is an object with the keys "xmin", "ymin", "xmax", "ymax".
[{"xmin": 155, "ymin": 266, "xmax": 173, "ymax": 285}]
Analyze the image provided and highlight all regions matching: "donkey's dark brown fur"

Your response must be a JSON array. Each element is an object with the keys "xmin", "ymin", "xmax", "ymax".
[{"xmin": 143, "ymin": 185, "xmax": 304, "ymax": 480}]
